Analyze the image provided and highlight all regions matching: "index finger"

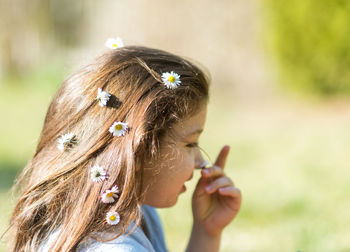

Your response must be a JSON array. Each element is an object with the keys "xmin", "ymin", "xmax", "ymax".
[{"xmin": 214, "ymin": 145, "xmax": 230, "ymax": 169}]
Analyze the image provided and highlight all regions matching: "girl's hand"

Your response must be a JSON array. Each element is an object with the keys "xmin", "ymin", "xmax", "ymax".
[{"xmin": 192, "ymin": 145, "xmax": 242, "ymax": 237}]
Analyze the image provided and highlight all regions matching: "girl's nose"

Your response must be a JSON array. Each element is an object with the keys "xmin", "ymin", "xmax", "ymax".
[{"xmin": 195, "ymin": 150, "xmax": 206, "ymax": 169}]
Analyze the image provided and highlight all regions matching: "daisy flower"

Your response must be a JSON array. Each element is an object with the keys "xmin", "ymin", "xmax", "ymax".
[
  {"xmin": 199, "ymin": 160, "xmax": 210, "ymax": 169},
  {"xmin": 161, "ymin": 71, "xmax": 181, "ymax": 89},
  {"xmin": 106, "ymin": 211, "xmax": 120, "ymax": 225},
  {"xmin": 57, "ymin": 132, "xmax": 77, "ymax": 152},
  {"xmin": 109, "ymin": 121, "xmax": 128, "ymax": 137},
  {"xmin": 105, "ymin": 37, "xmax": 124, "ymax": 49},
  {"xmin": 90, "ymin": 165, "xmax": 107, "ymax": 183},
  {"xmin": 101, "ymin": 185, "xmax": 120, "ymax": 203},
  {"xmin": 96, "ymin": 88, "xmax": 111, "ymax": 107}
]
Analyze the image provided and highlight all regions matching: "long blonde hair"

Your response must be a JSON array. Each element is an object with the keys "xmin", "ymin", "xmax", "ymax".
[{"xmin": 6, "ymin": 46, "xmax": 209, "ymax": 251}]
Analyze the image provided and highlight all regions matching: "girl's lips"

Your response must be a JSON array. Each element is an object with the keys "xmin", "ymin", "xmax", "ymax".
[
  {"xmin": 181, "ymin": 172, "xmax": 194, "ymax": 193},
  {"xmin": 186, "ymin": 173, "xmax": 194, "ymax": 181}
]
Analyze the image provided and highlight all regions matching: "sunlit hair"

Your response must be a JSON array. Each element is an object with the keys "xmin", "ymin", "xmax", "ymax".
[{"xmin": 6, "ymin": 46, "xmax": 210, "ymax": 251}]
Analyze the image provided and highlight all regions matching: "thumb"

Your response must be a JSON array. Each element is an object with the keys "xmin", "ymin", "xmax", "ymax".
[{"xmin": 193, "ymin": 173, "xmax": 210, "ymax": 198}]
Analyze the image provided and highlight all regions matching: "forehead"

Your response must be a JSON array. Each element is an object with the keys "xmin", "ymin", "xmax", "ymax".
[{"xmin": 170, "ymin": 106, "xmax": 207, "ymax": 140}]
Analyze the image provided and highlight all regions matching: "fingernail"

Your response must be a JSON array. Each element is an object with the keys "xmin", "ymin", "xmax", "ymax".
[
  {"xmin": 205, "ymin": 185, "xmax": 212, "ymax": 192},
  {"xmin": 200, "ymin": 160, "xmax": 210, "ymax": 169},
  {"xmin": 202, "ymin": 169, "xmax": 210, "ymax": 176}
]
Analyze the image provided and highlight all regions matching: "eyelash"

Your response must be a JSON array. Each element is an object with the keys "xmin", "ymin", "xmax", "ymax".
[{"xmin": 186, "ymin": 142, "xmax": 199, "ymax": 148}]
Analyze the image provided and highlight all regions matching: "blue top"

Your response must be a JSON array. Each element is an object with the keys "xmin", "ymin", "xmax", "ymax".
[{"xmin": 39, "ymin": 205, "xmax": 168, "ymax": 252}]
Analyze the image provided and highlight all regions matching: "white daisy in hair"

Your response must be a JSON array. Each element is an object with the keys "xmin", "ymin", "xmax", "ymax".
[
  {"xmin": 106, "ymin": 211, "xmax": 120, "ymax": 225},
  {"xmin": 161, "ymin": 71, "xmax": 181, "ymax": 89},
  {"xmin": 109, "ymin": 121, "xmax": 128, "ymax": 137},
  {"xmin": 105, "ymin": 37, "xmax": 124, "ymax": 49},
  {"xmin": 90, "ymin": 165, "xmax": 107, "ymax": 183},
  {"xmin": 101, "ymin": 185, "xmax": 120, "ymax": 203},
  {"xmin": 57, "ymin": 132, "xmax": 77, "ymax": 152},
  {"xmin": 96, "ymin": 88, "xmax": 111, "ymax": 107},
  {"xmin": 199, "ymin": 160, "xmax": 210, "ymax": 169}
]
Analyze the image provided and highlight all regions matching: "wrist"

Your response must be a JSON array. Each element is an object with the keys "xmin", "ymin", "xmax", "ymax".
[
  {"xmin": 186, "ymin": 224, "xmax": 222, "ymax": 252},
  {"xmin": 192, "ymin": 222, "xmax": 223, "ymax": 239}
]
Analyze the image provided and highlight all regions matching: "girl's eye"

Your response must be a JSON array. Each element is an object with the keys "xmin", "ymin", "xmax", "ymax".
[{"xmin": 186, "ymin": 142, "xmax": 199, "ymax": 148}]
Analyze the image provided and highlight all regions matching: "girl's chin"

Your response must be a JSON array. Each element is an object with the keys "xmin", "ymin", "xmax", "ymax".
[
  {"xmin": 160, "ymin": 191, "xmax": 185, "ymax": 208},
  {"xmin": 141, "ymin": 187, "xmax": 186, "ymax": 208},
  {"xmin": 143, "ymin": 195, "xmax": 179, "ymax": 208}
]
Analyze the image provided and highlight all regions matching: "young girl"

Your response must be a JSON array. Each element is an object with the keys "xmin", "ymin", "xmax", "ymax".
[{"xmin": 7, "ymin": 45, "xmax": 242, "ymax": 251}]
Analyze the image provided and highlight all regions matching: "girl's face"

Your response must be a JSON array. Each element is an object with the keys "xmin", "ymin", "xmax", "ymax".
[{"xmin": 141, "ymin": 105, "xmax": 207, "ymax": 208}]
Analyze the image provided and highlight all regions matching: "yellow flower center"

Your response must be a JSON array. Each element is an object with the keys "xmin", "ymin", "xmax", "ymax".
[
  {"xmin": 168, "ymin": 76, "xmax": 175, "ymax": 83},
  {"xmin": 109, "ymin": 215, "xmax": 116, "ymax": 221},
  {"xmin": 115, "ymin": 124, "xmax": 123, "ymax": 130},
  {"xmin": 107, "ymin": 192, "xmax": 114, "ymax": 197},
  {"xmin": 112, "ymin": 44, "xmax": 117, "ymax": 48}
]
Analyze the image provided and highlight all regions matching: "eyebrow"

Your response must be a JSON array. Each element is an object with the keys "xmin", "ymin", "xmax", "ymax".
[{"xmin": 183, "ymin": 128, "xmax": 203, "ymax": 138}]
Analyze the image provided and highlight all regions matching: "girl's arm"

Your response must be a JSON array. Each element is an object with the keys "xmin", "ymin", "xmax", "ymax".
[
  {"xmin": 186, "ymin": 145, "xmax": 242, "ymax": 252},
  {"xmin": 186, "ymin": 224, "xmax": 221, "ymax": 252}
]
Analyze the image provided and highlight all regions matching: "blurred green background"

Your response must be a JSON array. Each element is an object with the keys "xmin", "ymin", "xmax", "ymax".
[{"xmin": 1, "ymin": 0, "xmax": 350, "ymax": 251}]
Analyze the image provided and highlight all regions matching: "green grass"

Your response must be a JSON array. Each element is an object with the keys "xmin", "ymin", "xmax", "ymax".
[{"xmin": 1, "ymin": 71, "xmax": 350, "ymax": 251}]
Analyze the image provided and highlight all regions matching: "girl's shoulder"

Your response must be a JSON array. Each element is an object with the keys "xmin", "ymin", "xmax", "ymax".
[
  {"xmin": 39, "ymin": 205, "xmax": 167, "ymax": 252},
  {"xmin": 78, "ymin": 224, "xmax": 154, "ymax": 252},
  {"xmin": 80, "ymin": 205, "xmax": 166, "ymax": 252}
]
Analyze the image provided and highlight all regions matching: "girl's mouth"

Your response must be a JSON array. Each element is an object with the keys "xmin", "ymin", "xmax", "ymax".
[{"xmin": 186, "ymin": 173, "xmax": 194, "ymax": 181}]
